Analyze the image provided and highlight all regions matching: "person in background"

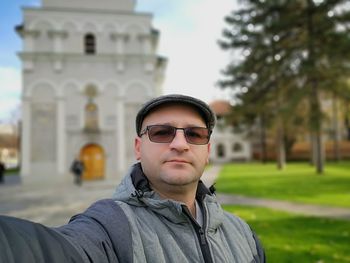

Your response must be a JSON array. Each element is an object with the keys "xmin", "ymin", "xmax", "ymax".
[
  {"xmin": 70, "ymin": 157, "xmax": 85, "ymax": 186},
  {"xmin": 0, "ymin": 160, "xmax": 5, "ymax": 184},
  {"xmin": 0, "ymin": 94, "xmax": 265, "ymax": 263}
]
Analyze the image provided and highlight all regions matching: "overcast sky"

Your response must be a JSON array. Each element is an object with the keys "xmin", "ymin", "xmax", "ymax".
[{"xmin": 0, "ymin": 0, "xmax": 237, "ymax": 121}]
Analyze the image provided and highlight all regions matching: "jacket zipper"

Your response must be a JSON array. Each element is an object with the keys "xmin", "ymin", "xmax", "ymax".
[
  {"xmin": 183, "ymin": 205, "xmax": 214, "ymax": 263},
  {"xmin": 194, "ymin": 224, "xmax": 213, "ymax": 263}
]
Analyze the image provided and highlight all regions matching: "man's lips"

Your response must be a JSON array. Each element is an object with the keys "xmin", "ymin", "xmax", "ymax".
[{"xmin": 166, "ymin": 159, "xmax": 190, "ymax": 164}]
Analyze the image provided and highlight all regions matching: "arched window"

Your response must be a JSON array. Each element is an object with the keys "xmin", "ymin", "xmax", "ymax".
[
  {"xmin": 232, "ymin": 142, "xmax": 243, "ymax": 152},
  {"xmin": 84, "ymin": 85, "xmax": 99, "ymax": 132},
  {"xmin": 217, "ymin": 144, "xmax": 225, "ymax": 158},
  {"xmin": 84, "ymin": 33, "xmax": 96, "ymax": 54},
  {"xmin": 84, "ymin": 101, "xmax": 98, "ymax": 131}
]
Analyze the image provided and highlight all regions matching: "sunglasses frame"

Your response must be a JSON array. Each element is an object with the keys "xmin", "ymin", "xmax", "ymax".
[{"xmin": 140, "ymin": 125, "xmax": 211, "ymax": 145}]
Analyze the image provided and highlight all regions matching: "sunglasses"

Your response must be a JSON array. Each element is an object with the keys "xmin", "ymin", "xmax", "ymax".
[{"xmin": 140, "ymin": 125, "xmax": 211, "ymax": 145}]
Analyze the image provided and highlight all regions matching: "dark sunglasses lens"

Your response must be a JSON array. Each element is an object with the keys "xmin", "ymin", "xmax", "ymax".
[
  {"xmin": 185, "ymin": 127, "xmax": 209, "ymax": 144},
  {"xmin": 148, "ymin": 126, "xmax": 175, "ymax": 143}
]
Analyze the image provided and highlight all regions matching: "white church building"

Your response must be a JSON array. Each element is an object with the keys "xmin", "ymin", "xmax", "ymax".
[{"xmin": 17, "ymin": 0, "xmax": 167, "ymax": 183}]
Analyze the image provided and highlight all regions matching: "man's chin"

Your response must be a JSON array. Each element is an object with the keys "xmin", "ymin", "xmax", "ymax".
[
  {"xmin": 160, "ymin": 169, "xmax": 198, "ymax": 186},
  {"xmin": 162, "ymin": 162, "xmax": 192, "ymax": 177}
]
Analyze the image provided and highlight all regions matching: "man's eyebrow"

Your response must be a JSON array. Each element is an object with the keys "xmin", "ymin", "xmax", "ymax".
[
  {"xmin": 146, "ymin": 122, "xmax": 172, "ymax": 126},
  {"xmin": 147, "ymin": 123, "xmax": 207, "ymax": 128}
]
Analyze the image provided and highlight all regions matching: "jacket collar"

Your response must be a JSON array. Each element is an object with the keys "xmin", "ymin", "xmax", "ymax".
[{"xmin": 113, "ymin": 162, "xmax": 222, "ymax": 227}]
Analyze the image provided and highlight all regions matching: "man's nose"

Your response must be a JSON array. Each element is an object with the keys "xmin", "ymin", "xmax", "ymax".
[{"xmin": 169, "ymin": 130, "xmax": 190, "ymax": 151}]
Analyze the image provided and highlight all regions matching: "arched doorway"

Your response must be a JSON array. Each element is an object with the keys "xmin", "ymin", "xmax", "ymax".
[{"xmin": 80, "ymin": 144, "xmax": 105, "ymax": 180}]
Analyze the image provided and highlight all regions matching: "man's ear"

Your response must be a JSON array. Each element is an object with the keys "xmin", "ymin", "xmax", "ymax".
[{"xmin": 134, "ymin": 137, "xmax": 141, "ymax": 160}]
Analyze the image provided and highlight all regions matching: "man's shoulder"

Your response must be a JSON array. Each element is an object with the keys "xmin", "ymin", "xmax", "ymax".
[
  {"xmin": 221, "ymin": 209, "xmax": 252, "ymax": 232},
  {"xmin": 221, "ymin": 210, "xmax": 266, "ymax": 262},
  {"xmin": 78, "ymin": 199, "xmax": 126, "ymax": 221},
  {"xmin": 58, "ymin": 199, "xmax": 134, "ymax": 262}
]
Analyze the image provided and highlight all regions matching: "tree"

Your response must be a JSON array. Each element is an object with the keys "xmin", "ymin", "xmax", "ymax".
[{"xmin": 218, "ymin": 0, "xmax": 350, "ymax": 174}]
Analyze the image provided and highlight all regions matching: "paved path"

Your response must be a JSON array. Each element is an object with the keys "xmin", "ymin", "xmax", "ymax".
[
  {"xmin": 201, "ymin": 165, "xmax": 350, "ymax": 221},
  {"xmin": 217, "ymin": 194, "xmax": 350, "ymax": 220},
  {"xmin": 0, "ymin": 177, "xmax": 118, "ymax": 226}
]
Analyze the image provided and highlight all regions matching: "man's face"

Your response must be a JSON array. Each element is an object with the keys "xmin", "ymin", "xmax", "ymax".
[{"xmin": 134, "ymin": 104, "xmax": 211, "ymax": 192}]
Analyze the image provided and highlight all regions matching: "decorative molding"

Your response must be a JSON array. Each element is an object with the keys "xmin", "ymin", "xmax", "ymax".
[
  {"xmin": 110, "ymin": 33, "xmax": 129, "ymax": 41},
  {"xmin": 137, "ymin": 33, "xmax": 152, "ymax": 42},
  {"xmin": 20, "ymin": 29, "xmax": 41, "ymax": 38},
  {"xmin": 47, "ymin": 30, "xmax": 68, "ymax": 38}
]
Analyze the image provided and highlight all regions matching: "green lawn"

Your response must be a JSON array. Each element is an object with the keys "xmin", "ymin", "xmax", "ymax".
[
  {"xmin": 224, "ymin": 205, "xmax": 350, "ymax": 263},
  {"xmin": 216, "ymin": 162, "xmax": 350, "ymax": 208}
]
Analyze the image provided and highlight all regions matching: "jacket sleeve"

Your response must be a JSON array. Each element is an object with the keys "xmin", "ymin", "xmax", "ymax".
[
  {"xmin": 0, "ymin": 199, "xmax": 132, "ymax": 263},
  {"xmin": 0, "ymin": 215, "xmax": 84, "ymax": 263},
  {"xmin": 56, "ymin": 198, "xmax": 133, "ymax": 263}
]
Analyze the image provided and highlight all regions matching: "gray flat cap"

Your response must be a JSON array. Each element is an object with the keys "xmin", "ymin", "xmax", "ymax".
[{"xmin": 136, "ymin": 94, "xmax": 216, "ymax": 136}]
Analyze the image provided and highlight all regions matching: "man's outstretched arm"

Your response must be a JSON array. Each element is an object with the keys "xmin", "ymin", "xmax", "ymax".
[
  {"xmin": 0, "ymin": 215, "xmax": 84, "ymax": 263},
  {"xmin": 0, "ymin": 199, "xmax": 131, "ymax": 263}
]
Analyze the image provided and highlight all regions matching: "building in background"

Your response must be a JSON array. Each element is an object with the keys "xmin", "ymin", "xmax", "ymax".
[
  {"xmin": 16, "ymin": 0, "xmax": 166, "ymax": 183},
  {"xmin": 209, "ymin": 100, "xmax": 251, "ymax": 163}
]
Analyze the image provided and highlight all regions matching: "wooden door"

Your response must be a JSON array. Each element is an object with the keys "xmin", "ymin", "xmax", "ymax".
[{"xmin": 80, "ymin": 144, "xmax": 105, "ymax": 180}]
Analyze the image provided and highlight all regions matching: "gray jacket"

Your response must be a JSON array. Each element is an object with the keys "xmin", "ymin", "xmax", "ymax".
[{"xmin": 109, "ymin": 162, "xmax": 265, "ymax": 263}]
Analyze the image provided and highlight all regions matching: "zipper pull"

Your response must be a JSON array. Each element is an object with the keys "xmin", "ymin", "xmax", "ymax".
[{"xmin": 198, "ymin": 228, "xmax": 206, "ymax": 245}]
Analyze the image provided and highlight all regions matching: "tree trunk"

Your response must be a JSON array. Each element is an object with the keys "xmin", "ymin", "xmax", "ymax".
[
  {"xmin": 344, "ymin": 102, "xmax": 350, "ymax": 140},
  {"xmin": 346, "ymin": 117, "xmax": 350, "ymax": 141},
  {"xmin": 332, "ymin": 94, "xmax": 340, "ymax": 161},
  {"xmin": 310, "ymin": 86, "xmax": 324, "ymax": 174},
  {"xmin": 307, "ymin": 0, "xmax": 324, "ymax": 174},
  {"xmin": 314, "ymin": 130, "xmax": 324, "ymax": 174},
  {"xmin": 309, "ymin": 133, "xmax": 315, "ymax": 166},
  {"xmin": 276, "ymin": 119, "xmax": 286, "ymax": 170},
  {"xmin": 259, "ymin": 115, "xmax": 268, "ymax": 163}
]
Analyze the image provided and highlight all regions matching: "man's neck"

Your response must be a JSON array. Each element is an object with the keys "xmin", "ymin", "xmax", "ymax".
[{"xmin": 150, "ymin": 183, "xmax": 198, "ymax": 218}]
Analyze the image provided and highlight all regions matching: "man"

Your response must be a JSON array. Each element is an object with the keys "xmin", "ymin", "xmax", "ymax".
[
  {"xmin": 0, "ymin": 94, "xmax": 265, "ymax": 262},
  {"xmin": 70, "ymin": 158, "xmax": 85, "ymax": 185},
  {"xmin": 0, "ymin": 160, "xmax": 5, "ymax": 184}
]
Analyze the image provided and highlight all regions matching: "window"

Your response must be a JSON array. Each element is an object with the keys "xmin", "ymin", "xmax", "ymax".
[
  {"xmin": 217, "ymin": 144, "xmax": 225, "ymax": 158},
  {"xmin": 232, "ymin": 142, "xmax": 243, "ymax": 152},
  {"xmin": 84, "ymin": 33, "xmax": 96, "ymax": 54},
  {"xmin": 84, "ymin": 85, "xmax": 99, "ymax": 132},
  {"xmin": 84, "ymin": 101, "xmax": 99, "ymax": 131}
]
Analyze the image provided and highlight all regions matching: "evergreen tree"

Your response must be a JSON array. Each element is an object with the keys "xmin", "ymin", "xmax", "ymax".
[{"xmin": 218, "ymin": 0, "xmax": 350, "ymax": 174}]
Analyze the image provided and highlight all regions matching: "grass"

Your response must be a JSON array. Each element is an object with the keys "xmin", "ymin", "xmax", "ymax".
[
  {"xmin": 224, "ymin": 205, "xmax": 350, "ymax": 263},
  {"xmin": 215, "ymin": 161, "xmax": 350, "ymax": 208}
]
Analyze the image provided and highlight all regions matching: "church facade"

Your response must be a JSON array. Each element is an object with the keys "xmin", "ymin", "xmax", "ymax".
[{"xmin": 17, "ymin": 0, "xmax": 166, "ymax": 182}]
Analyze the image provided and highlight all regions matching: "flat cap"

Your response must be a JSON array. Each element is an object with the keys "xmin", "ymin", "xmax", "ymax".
[{"xmin": 136, "ymin": 94, "xmax": 216, "ymax": 136}]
